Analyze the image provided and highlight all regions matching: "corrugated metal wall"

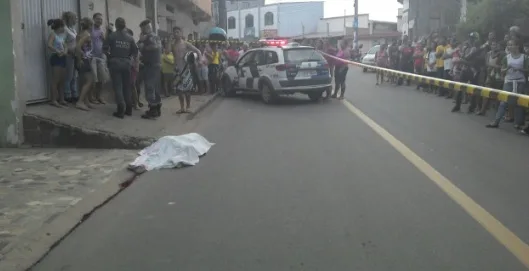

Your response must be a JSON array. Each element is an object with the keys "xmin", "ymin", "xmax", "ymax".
[
  {"xmin": 21, "ymin": 0, "xmax": 47, "ymax": 102},
  {"xmin": 21, "ymin": 0, "xmax": 79, "ymax": 103}
]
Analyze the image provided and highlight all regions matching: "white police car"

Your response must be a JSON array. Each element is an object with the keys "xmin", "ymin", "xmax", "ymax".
[{"xmin": 221, "ymin": 41, "xmax": 332, "ymax": 103}]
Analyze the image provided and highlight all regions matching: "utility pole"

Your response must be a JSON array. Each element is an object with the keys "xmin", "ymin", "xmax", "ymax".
[
  {"xmin": 258, "ymin": 4, "xmax": 261, "ymax": 38},
  {"xmin": 460, "ymin": 0, "xmax": 467, "ymax": 23},
  {"xmin": 415, "ymin": 0, "xmax": 419, "ymax": 40},
  {"xmin": 353, "ymin": 0, "xmax": 358, "ymax": 49},
  {"xmin": 238, "ymin": 1, "xmax": 241, "ymax": 38},
  {"xmin": 218, "ymin": 0, "xmax": 227, "ymax": 31},
  {"xmin": 343, "ymin": 9, "xmax": 346, "ymax": 36}
]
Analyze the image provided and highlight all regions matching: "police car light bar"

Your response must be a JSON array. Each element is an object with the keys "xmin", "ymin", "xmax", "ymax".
[{"xmin": 261, "ymin": 39, "xmax": 287, "ymax": 46}]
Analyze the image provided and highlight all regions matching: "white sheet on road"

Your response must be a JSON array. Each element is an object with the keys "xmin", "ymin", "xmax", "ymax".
[{"xmin": 129, "ymin": 133, "xmax": 214, "ymax": 171}]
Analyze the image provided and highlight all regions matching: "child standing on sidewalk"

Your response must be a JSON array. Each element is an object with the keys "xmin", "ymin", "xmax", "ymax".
[{"xmin": 162, "ymin": 45, "xmax": 175, "ymax": 97}]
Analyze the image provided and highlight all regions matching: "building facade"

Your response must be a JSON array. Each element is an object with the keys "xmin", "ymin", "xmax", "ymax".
[
  {"xmin": 1, "ymin": 0, "xmax": 211, "ymax": 147},
  {"xmin": 291, "ymin": 14, "xmax": 400, "ymax": 51},
  {"xmin": 398, "ymin": 0, "xmax": 462, "ymax": 38},
  {"xmin": 1, "ymin": 0, "xmax": 25, "ymax": 147},
  {"xmin": 20, "ymin": 0, "xmax": 210, "ymax": 105},
  {"xmin": 157, "ymin": 0, "xmax": 213, "ymax": 39},
  {"xmin": 211, "ymin": 0, "xmax": 220, "ymax": 26},
  {"xmin": 226, "ymin": 0, "xmax": 265, "ymax": 12},
  {"xmin": 316, "ymin": 14, "xmax": 370, "ymax": 36},
  {"xmin": 226, "ymin": 1, "xmax": 324, "ymax": 40},
  {"xmin": 397, "ymin": 8, "xmax": 403, "ymax": 34}
]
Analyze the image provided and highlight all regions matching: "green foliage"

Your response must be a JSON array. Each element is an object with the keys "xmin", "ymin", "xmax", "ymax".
[{"xmin": 457, "ymin": 0, "xmax": 529, "ymax": 40}]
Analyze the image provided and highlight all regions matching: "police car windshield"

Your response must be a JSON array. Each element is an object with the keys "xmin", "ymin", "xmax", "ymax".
[
  {"xmin": 284, "ymin": 48, "xmax": 325, "ymax": 63},
  {"xmin": 367, "ymin": 45, "xmax": 380, "ymax": 54}
]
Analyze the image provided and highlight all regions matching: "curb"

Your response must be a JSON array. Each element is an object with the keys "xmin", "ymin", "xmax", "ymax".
[
  {"xmin": 0, "ymin": 169, "xmax": 140, "ymax": 271},
  {"xmin": 187, "ymin": 92, "xmax": 221, "ymax": 120},
  {"xmin": 23, "ymin": 114, "xmax": 155, "ymax": 150}
]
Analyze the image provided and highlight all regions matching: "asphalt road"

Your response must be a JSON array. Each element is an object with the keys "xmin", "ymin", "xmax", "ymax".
[{"xmin": 32, "ymin": 69, "xmax": 529, "ymax": 271}]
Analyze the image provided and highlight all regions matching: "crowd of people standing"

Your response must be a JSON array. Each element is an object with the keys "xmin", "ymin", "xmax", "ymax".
[
  {"xmin": 45, "ymin": 11, "xmax": 253, "ymax": 120},
  {"xmin": 372, "ymin": 27, "xmax": 529, "ymax": 135},
  {"xmin": 45, "ymin": 11, "xmax": 529, "ymax": 134}
]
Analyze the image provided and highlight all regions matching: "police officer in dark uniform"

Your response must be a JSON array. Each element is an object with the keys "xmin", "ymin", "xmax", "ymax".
[
  {"xmin": 137, "ymin": 19, "xmax": 162, "ymax": 119},
  {"xmin": 104, "ymin": 17, "xmax": 139, "ymax": 118}
]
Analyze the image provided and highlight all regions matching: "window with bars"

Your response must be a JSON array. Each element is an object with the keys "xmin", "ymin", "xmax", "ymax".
[
  {"xmin": 166, "ymin": 18, "xmax": 174, "ymax": 32},
  {"xmin": 245, "ymin": 14, "xmax": 254, "ymax": 28},
  {"xmin": 228, "ymin": 17, "xmax": 236, "ymax": 29},
  {"xmin": 264, "ymin": 12, "xmax": 274, "ymax": 26}
]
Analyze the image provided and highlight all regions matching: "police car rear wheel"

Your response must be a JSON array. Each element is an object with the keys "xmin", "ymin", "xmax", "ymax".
[
  {"xmin": 260, "ymin": 84, "xmax": 275, "ymax": 104},
  {"xmin": 363, "ymin": 67, "xmax": 368, "ymax": 72},
  {"xmin": 308, "ymin": 91, "xmax": 323, "ymax": 102}
]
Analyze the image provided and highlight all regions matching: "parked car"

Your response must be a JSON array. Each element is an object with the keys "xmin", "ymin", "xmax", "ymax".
[
  {"xmin": 361, "ymin": 45, "xmax": 380, "ymax": 72},
  {"xmin": 221, "ymin": 42, "xmax": 332, "ymax": 103}
]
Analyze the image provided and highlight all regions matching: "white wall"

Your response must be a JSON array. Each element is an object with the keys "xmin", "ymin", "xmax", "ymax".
[
  {"xmin": 402, "ymin": 0, "xmax": 409, "ymax": 11},
  {"xmin": 460, "ymin": 0, "xmax": 467, "ymax": 22},
  {"xmin": 401, "ymin": 10, "xmax": 409, "ymax": 37},
  {"xmin": 277, "ymin": 2, "xmax": 323, "ymax": 37},
  {"xmin": 109, "ymin": 0, "xmax": 145, "ymax": 39},
  {"xmin": 260, "ymin": 5, "xmax": 277, "ymax": 32},
  {"xmin": 226, "ymin": 5, "xmax": 278, "ymax": 39},
  {"xmin": 81, "ymin": 0, "xmax": 211, "ymax": 40},
  {"xmin": 317, "ymin": 14, "xmax": 369, "ymax": 34},
  {"xmin": 81, "ymin": 0, "xmax": 146, "ymax": 39},
  {"xmin": 158, "ymin": 0, "xmax": 211, "ymax": 38},
  {"xmin": 397, "ymin": 8, "xmax": 403, "ymax": 32}
]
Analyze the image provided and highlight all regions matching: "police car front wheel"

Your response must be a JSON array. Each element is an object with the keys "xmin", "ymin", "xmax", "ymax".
[
  {"xmin": 221, "ymin": 76, "xmax": 235, "ymax": 97},
  {"xmin": 260, "ymin": 84, "xmax": 276, "ymax": 104}
]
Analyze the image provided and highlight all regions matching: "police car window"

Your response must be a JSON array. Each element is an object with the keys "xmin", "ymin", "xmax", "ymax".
[
  {"xmin": 283, "ymin": 48, "xmax": 325, "ymax": 63},
  {"xmin": 367, "ymin": 46, "xmax": 379, "ymax": 54},
  {"xmin": 238, "ymin": 51, "xmax": 256, "ymax": 66},
  {"xmin": 264, "ymin": 51, "xmax": 279, "ymax": 64},
  {"xmin": 254, "ymin": 50, "xmax": 266, "ymax": 65}
]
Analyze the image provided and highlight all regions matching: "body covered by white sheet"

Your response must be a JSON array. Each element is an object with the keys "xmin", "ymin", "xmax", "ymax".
[{"xmin": 129, "ymin": 133, "xmax": 214, "ymax": 171}]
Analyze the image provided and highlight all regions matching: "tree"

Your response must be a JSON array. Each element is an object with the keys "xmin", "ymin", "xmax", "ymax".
[{"xmin": 457, "ymin": 0, "xmax": 529, "ymax": 40}]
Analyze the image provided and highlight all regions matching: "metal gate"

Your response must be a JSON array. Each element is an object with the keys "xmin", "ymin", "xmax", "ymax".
[{"xmin": 21, "ymin": 0, "xmax": 79, "ymax": 103}]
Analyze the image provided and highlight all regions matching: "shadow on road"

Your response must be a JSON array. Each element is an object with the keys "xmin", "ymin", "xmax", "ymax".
[{"xmin": 228, "ymin": 93, "xmax": 334, "ymax": 107}]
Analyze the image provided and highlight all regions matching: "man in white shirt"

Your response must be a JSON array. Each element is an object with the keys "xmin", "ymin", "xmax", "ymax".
[{"xmin": 238, "ymin": 43, "xmax": 248, "ymax": 57}]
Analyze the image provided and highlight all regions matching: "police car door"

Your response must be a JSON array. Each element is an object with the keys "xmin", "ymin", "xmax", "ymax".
[
  {"xmin": 263, "ymin": 50, "xmax": 280, "ymax": 84},
  {"xmin": 249, "ymin": 50, "xmax": 266, "ymax": 90},
  {"xmin": 236, "ymin": 51, "xmax": 256, "ymax": 90}
]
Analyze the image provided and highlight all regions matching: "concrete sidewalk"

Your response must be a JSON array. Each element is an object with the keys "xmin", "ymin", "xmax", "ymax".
[
  {"xmin": 0, "ymin": 148, "xmax": 138, "ymax": 271},
  {"xmin": 24, "ymin": 94, "xmax": 219, "ymax": 149}
]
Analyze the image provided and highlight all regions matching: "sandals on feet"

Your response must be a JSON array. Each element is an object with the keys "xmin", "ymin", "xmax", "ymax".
[
  {"xmin": 75, "ymin": 104, "xmax": 90, "ymax": 111},
  {"xmin": 50, "ymin": 102, "xmax": 64, "ymax": 108}
]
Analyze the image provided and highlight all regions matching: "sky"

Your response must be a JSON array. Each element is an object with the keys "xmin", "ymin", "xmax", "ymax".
[{"xmin": 265, "ymin": 0, "xmax": 402, "ymax": 22}]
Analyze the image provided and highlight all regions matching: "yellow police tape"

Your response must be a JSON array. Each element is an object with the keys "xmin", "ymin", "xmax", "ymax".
[{"xmin": 321, "ymin": 52, "xmax": 529, "ymax": 108}]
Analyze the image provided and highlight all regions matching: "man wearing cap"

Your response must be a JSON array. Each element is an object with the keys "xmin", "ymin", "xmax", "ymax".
[{"xmin": 105, "ymin": 17, "xmax": 139, "ymax": 118}]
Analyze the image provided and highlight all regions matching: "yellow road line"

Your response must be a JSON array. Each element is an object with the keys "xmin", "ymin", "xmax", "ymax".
[{"xmin": 342, "ymin": 100, "xmax": 529, "ymax": 269}]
